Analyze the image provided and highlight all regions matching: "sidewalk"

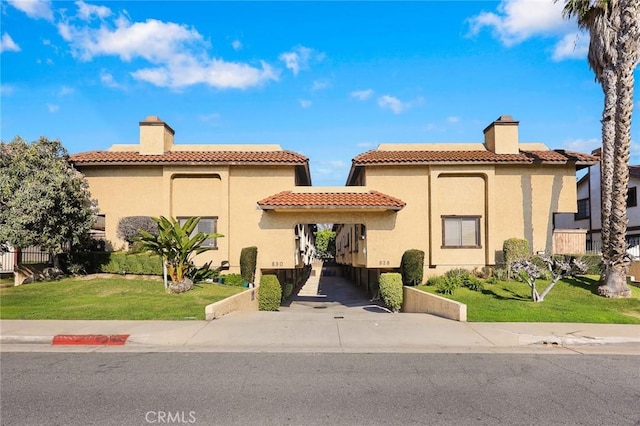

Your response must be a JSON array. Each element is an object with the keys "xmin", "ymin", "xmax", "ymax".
[
  {"xmin": 2, "ymin": 312, "xmax": 639, "ymax": 354},
  {"xmin": 2, "ymin": 267, "xmax": 639, "ymax": 354}
]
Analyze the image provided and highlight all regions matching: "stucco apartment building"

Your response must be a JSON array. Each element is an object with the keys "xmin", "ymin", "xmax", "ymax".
[{"xmin": 70, "ymin": 115, "xmax": 597, "ymax": 286}]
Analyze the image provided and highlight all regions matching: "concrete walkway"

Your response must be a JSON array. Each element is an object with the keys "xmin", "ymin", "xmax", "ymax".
[
  {"xmin": 281, "ymin": 265, "xmax": 387, "ymax": 313},
  {"xmin": 1, "ymin": 266, "xmax": 639, "ymax": 354}
]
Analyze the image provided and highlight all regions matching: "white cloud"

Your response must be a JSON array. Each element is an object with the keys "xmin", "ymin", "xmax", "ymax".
[
  {"xmin": 100, "ymin": 69, "xmax": 123, "ymax": 88},
  {"xmin": 467, "ymin": 0, "xmax": 569, "ymax": 46},
  {"xmin": 562, "ymin": 137, "xmax": 600, "ymax": 154},
  {"xmin": 350, "ymin": 89, "xmax": 374, "ymax": 101},
  {"xmin": 232, "ymin": 40, "xmax": 242, "ymax": 50},
  {"xmin": 75, "ymin": 0, "xmax": 112, "ymax": 21},
  {"xmin": 311, "ymin": 79, "xmax": 330, "ymax": 91},
  {"xmin": 299, "ymin": 99, "xmax": 312, "ymax": 108},
  {"xmin": 0, "ymin": 33, "xmax": 21, "ymax": 53},
  {"xmin": 279, "ymin": 45, "xmax": 323, "ymax": 76},
  {"xmin": 0, "ymin": 84, "xmax": 16, "ymax": 95},
  {"xmin": 378, "ymin": 95, "xmax": 409, "ymax": 114},
  {"xmin": 447, "ymin": 116, "xmax": 461, "ymax": 124},
  {"xmin": 58, "ymin": 85, "xmax": 74, "ymax": 96},
  {"xmin": 7, "ymin": 0, "xmax": 54, "ymax": 21},
  {"xmin": 552, "ymin": 31, "xmax": 589, "ymax": 61},
  {"xmin": 314, "ymin": 159, "xmax": 348, "ymax": 177},
  {"xmin": 57, "ymin": 10, "xmax": 279, "ymax": 89},
  {"xmin": 47, "ymin": 103, "xmax": 59, "ymax": 112}
]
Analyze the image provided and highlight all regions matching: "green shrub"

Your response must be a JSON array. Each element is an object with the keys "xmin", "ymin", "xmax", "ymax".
[
  {"xmin": 223, "ymin": 273, "xmax": 244, "ymax": 286},
  {"xmin": 503, "ymin": 238, "xmax": 530, "ymax": 277},
  {"xmin": 444, "ymin": 268, "xmax": 470, "ymax": 287},
  {"xmin": 240, "ymin": 246, "xmax": 258, "ymax": 283},
  {"xmin": 463, "ymin": 275, "xmax": 484, "ymax": 292},
  {"xmin": 436, "ymin": 278, "xmax": 459, "ymax": 295},
  {"xmin": 379, "ymin": 272, "xmax": 403, "ymax": 312},
  {"xmin": 426, "ymin": 276, "xmax": 446, "ymax": 287},
  {"xmin": 101, "ymin": 252, "xmax": 163, "ymax": 275},
  {"xmin": 282, "ymin": 282, "xmax": 294, "ymax": 302},
  {"xmin": 259, "ymin": 275, "xmax": 282, "ymax": 311},
  {"xmin": 400, "ymin": 249, "xmax": 424, "ymax": 286},
  {"xmin": 103, "ymin": 253, "xmax": 126, "ymax": 274},
  {"xmin": 492, "ymin": 267, "xmax": 508, "ymax": 281}
]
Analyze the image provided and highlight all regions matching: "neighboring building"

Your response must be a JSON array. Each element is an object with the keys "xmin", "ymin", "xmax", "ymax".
[
  {"xmin": 70, "ymin": 115, "xmax": 597, "ymax": 288},
  {"xmin": 554, "ymin": 154, "xmax": 640, "ymax": 256}
]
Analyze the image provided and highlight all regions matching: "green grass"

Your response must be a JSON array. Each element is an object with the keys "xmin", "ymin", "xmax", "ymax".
[
  {"xmin": 417, "ymin": 276, "xmax": 640, "ymax": 323},
  {"xmin": 0, "ymin": 277, "xmax": 244, "ymax": 320}
]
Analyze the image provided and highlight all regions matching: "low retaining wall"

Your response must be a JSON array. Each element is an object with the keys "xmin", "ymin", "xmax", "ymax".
[
  {"xmin": 205, "ymin": 285, "xmax": 259, "ymax": 320},
  {"xmin": 402, "ymin": 286, "xmax": 467, "ymax": 321}
]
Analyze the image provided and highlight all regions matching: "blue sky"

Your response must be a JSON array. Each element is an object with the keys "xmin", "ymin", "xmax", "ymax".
[{"xmin": 1, "ymin": 0, "xmax": 638, "ymax": 186}]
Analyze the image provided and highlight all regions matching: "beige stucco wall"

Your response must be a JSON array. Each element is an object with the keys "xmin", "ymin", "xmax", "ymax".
[
  {"xmin": 340, "ymin": 162, "xmax": 578, "ymax": 277},
  {"xmin": 80, "ymin": 163, "xmax": 301, "ymax": 280},
  {"xmin": 81, "ymin": 166, "xmax": 164, "ymax": 250}
]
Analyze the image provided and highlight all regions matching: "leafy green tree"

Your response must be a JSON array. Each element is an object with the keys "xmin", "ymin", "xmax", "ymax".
[
  {"xmin": 314, "ymin": 229, "xmax": 336, "ymax": 259},
  {"xmin": 0, "ymin": 137, "xmax": 96, "ymax": 261},
  {"xmin": 136, "ymin": 216, "xmax": 223, "ymax": 293}
]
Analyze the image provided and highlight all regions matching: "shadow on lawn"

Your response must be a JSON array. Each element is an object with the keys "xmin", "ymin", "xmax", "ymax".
[
  {"xmin": 563, "ymin": 276, "xmax": 599, "ymax": 295},
  {"xmin": 481, "ymin": 286, "xmax": 530, "ymax": 302}
]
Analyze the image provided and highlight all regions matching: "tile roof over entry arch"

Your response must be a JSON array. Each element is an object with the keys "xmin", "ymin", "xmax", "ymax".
[{"xmin": 257, "ymin": 190, "xmax": 406, "ymax": 211}]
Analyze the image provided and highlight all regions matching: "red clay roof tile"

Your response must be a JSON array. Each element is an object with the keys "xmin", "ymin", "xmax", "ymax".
[
  {"xmin": 69, "ymin": 150, "xmax": 308, "ymax": 165},
  {"xmin": 352, "ymin": 149, "xmax": 599, "ymax": 166},
  {"xmin": 258, "ymin": 190, "xmax": 405, "ymax": 210}
]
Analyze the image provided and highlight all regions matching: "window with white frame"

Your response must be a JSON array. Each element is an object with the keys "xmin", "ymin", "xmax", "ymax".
[
  {"xmin": 178, "ymin": 217, "xmax": 218, "ymax": 248},
  {"xmin": 442, "ymin": 216, "xmax": 481, "ymax": 248}
]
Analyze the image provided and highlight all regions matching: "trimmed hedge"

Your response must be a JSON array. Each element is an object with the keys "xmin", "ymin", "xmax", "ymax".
[
  {"xmin": 379, "ymin": 272, "xmax": 403, "ymax": 313},
  {"xmin": 282, "ymin": 282, "xmax": 294, "ymax": 302},
  {"xmin": 240, "ymin": 246, "xmax": 258, "ymax": 284},
  {"xmin": 59, "ymin": 251, "xmax": 163, "ymax": 276},
  {"xmin": 259, "ymin": 274, "xmax": 282, "ymax": 311},
  {"xmin": 400, "ymin": 249, "xmax": 424, "ymax": 286},
  {"xmin": 503, "ymin": 238, "xmax": 530, "ymax": 278}
]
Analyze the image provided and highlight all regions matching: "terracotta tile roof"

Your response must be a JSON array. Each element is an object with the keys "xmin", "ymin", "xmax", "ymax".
[
  {"xmin": 258, "ymin": 190, "xmax": 406, "ymax": 211},
  {"xmin": 69, "ymin": 150, "xmax": 308, "ymax": 166},
  {"xmin": 352, "ymin": 149, "xmax": 599, "ymax": 166}
]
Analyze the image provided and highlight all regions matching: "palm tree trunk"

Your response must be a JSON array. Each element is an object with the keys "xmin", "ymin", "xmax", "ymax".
[
  {"xmin": 599, "ymin": 0, "xmax": 637, "ymax": 298},
  {"xmin": 598, "ymin": 66, "xmax": 616, "ymax": 284}
]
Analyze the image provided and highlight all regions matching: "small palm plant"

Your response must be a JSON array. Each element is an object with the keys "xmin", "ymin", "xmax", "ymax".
[{"xmin": 136, "ymin": 216, "xmax": 223, "ymax": 293}]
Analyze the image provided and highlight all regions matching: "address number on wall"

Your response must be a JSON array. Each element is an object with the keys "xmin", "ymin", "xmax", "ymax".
[
  {"xmin": 271, "ymin": 261, "xmax": 284, "ymax": 267},
  {"xmin": 378, "ymin": 260, "xmax": 390, "ymax": 266}
]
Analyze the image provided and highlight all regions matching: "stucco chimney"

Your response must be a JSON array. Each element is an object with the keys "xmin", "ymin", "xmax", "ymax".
[
  {"xmin": 483, "ymin": 115, "xmax": 519, "ymax": 154},
  {"xmin": 139, "ymin": 115, "xmax": 175, "ymax": 155}
]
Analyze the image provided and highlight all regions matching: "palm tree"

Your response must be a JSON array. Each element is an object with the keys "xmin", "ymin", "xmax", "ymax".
[
  {"xmin": 603, "ymin": 0, "xmax": 639, "ymax": 297},
  {"xmin": 561, "ymin": 0, "xmax": 635, "ymax": 297},
  {"xmin": 137, "ymin": 216, "xmax": 223, "ymax": 293}
]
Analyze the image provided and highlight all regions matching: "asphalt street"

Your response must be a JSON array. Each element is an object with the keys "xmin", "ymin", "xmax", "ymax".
[{"xmin": 1, "ymin": 352, "xmax": 639, "ymax": 426}]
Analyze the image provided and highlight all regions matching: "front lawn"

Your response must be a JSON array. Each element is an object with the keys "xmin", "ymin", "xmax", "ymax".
[
  {"xmin": 0, "ymin": 277, "xmax": 245, "ymax": 320},
  {"xmin": 417, "ymin": 276, "xmax": 640, "ymax": 323}
]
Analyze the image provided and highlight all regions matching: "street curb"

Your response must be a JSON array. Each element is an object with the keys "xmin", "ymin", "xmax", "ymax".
[{"xmin": 51, "ymin": 334, "xmax": 130, "ymax": 346}]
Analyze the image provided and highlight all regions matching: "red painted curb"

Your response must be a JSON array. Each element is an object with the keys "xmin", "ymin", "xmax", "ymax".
[{"xmin": 51, "ymin": 334, "xmax": 130, "ymax": 346}]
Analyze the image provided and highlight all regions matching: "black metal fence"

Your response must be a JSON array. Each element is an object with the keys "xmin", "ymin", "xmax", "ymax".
[{"xmin": 0, "ymin": 248, "xmax": 54, "ymax": 272}]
